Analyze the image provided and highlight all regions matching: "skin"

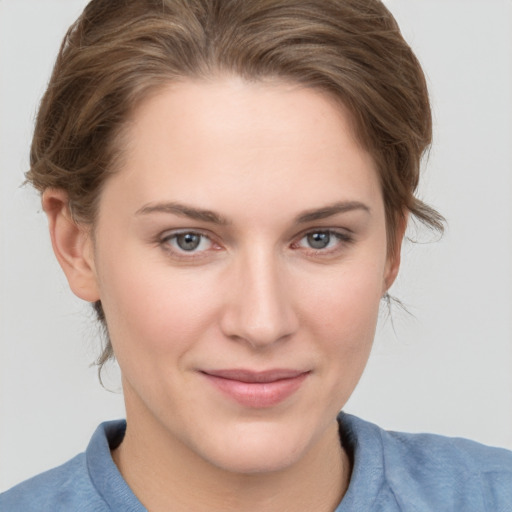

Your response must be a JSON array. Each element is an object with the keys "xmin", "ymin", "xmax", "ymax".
[{"xmin": 44, "ymin": 76, "xmax": 403, "ymax": 511}]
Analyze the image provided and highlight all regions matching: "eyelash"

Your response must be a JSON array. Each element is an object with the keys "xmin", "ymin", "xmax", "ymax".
[
  {"xmin": 291, "ymin": 230, "xmax": 354, "ymax": 256},
  {"xmin": 159, "ymin": 230, "xmax": 219, "ymax": 260},
  {"xmin": 158, "ymin": 229, "xmax": 354, "ymax": 260}
]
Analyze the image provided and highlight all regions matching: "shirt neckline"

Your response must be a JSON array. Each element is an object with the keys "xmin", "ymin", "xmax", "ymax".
[{"xmin": 86, "ymin": 413, "xmax": 385, "ymax": 512}]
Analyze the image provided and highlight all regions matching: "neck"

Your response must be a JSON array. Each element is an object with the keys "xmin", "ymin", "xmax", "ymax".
[{"xmin": 112, "ymin": 399, "xmax": 350, "ymax": 512}]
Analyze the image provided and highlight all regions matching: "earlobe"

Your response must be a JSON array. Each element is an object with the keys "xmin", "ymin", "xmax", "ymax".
[{"xmin": 42, "ymin": 189, "xmax": 100, "ymax": 302}]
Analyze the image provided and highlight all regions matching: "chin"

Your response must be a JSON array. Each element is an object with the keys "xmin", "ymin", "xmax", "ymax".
[
  {"xmin": 209, "ymin": 444, "xmax": 303, "ymax": 475},
  {"xmin": 193, "ymin": 419, "xmax": 324, "ymax": 475}
]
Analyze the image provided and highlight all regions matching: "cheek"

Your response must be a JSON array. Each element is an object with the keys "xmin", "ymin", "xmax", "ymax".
[
  {"xmin": 95, "ymin": 245, "xmax": 221, "ymax": 359},
  {"xmin": 299, "ymin": 259, "xmax": 385, "ymax": 388},
  {"xmin": 303, "ymin": 260, "xmax": 384, "ymax": 336}
]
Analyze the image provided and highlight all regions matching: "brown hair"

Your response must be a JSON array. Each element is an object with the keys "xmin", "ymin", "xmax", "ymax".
[{"xmin": 27, "ymin": 0, "xmax": 444, "ymax": 369}]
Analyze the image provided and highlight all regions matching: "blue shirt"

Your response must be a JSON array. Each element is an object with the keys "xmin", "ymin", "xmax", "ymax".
[{"xmin": 1, "ymin": 413, "xmax": 511, "ymax": 511}]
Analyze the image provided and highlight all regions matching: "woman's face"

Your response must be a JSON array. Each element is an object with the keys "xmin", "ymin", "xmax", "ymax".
[{"xmin": 87, "ymin": 77, "xmax": 398, "ymax": 473}]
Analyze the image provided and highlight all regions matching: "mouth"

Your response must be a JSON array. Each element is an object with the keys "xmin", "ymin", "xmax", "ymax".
[{"xmin": 200, "ymin": 368, "xmax": 310, "ymax": 408}]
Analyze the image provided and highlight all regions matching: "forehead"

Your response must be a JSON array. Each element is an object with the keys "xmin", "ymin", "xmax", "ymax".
[{"xmin": 105, "ymin": 76, "xmax": 382, "ymax": 220}]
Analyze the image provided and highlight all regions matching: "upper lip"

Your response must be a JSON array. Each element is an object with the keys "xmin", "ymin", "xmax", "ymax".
[{"xmin": 201, "ymin": 369, "xmax": 309, "ymax": 383}]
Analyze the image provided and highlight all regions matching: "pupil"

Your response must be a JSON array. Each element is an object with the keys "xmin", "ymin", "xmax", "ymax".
[
  {"xmin": 177, "ymin": 233, "xmax": 201, "ymax": 251},
  {"xmin": 307, "ymin": 232, "xmax": 330, "ymax": 249}
]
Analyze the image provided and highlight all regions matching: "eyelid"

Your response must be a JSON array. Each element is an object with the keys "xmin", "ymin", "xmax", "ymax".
[
  {"xmin": 160, "ymin": 227, "xmax": 216, "ymax": 242},
  {"xmin": 292, "ymin": 226, "xmax": 353, "ymax": 242}
]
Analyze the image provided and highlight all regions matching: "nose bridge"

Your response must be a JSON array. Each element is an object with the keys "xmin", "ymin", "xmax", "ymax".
[{"xmin": 221, "ymin": 244, "xmax": 297, "ymax": 347}]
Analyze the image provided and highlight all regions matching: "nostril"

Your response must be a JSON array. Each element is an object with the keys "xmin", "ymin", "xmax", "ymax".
[{"xmin": 219, "ymin": 298, "xmax": 298, "ymax": 348}]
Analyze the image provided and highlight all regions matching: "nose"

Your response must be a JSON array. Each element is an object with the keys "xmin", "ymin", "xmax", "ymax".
[{"xmin": 219, "ymin": 249, "xmax": 299, "ymax": 349}]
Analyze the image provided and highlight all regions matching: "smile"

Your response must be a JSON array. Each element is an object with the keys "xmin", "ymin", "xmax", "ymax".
[{"xmin": 200, "ymin": 369, "xmax": 310, "ymax": 408}]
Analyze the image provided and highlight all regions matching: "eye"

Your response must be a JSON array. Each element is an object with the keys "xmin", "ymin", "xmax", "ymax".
[
  {"xmin": 162, "ymin": 231, "xmax": 214, "ymax": 253},
  {"xmin": 305, "ymin": 232, "xmax": 332, "ymax": 249},
  {"xmin": 294, "ymin": 230, "xmax": 352, "ymax": 252}
]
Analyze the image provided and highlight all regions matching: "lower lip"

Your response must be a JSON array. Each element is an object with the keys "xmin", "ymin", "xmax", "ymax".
[{"xmin": 202, "ymin": 373, "xmax": 309, "ymax": 408}]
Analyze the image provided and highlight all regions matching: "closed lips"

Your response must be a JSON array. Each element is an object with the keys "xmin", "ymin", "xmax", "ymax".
[
  {"xmin": 200, "ymin": 369, "xmax": 310, "ymax": 408},
  {"xmin": 200, "ymin": 369, "xmax": 310, "ymax": 383}
]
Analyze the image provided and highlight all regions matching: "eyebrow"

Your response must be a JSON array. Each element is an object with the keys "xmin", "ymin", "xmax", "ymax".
[
  {"xmin": 135, "ymin": 200, "xmax": 370, "ymax": 225},
  {"xmin": 295, "ymin": 201, "xmax": 370, "ymax": 223},
  {"xmin": 136, "ymin": 201, "xmax": 230, "ymax": 225}
]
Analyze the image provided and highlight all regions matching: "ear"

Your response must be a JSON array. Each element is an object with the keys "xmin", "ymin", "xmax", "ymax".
[
  {"xmin": 42, "ymin": 189, "xmax": 100, "ymax": 302},
  {"xmin": 383, "ymin": 213, "xmax": 408, "ymax": 293}
]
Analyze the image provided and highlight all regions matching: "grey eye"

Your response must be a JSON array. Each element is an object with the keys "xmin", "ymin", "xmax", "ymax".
[
  {"xmin": 306, "ymin": 232, "xmax": 331, "ymax": 249},
  {"xmin": 176, "ymin": 233, "xmax": 202, "ymax": 251}
]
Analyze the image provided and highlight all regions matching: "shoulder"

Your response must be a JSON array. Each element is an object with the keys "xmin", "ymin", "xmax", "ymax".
[
  {"xmin": 0, "ymin": 453, "xmax": 108, "ymax": 511},
  {"xmin": 339, "ymin": 413, "xmax": 512, "ymax": 511},
  {"xmin": 0, "ymin": 420, "xmax": 132, "ymax": 512},
  {"xmin": 380, "ymin": 423, "xmax": 512, "ymax": 509}
]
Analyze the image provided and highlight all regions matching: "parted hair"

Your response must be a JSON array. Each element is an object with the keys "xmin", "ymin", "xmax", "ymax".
[{"xmin": 27, "ymin": 0, "xmax": 444, "ymax": 369}]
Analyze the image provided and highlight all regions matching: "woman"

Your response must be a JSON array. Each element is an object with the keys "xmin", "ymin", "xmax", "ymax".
[{"xmin": 1, "ymin": 0, "xmax": 511, "ymax": 510}]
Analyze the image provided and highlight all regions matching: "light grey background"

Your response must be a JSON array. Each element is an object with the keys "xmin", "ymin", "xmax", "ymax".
[{"xmin": 1, "ymin": 0, "xmax": 511, "ymax": 492}]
